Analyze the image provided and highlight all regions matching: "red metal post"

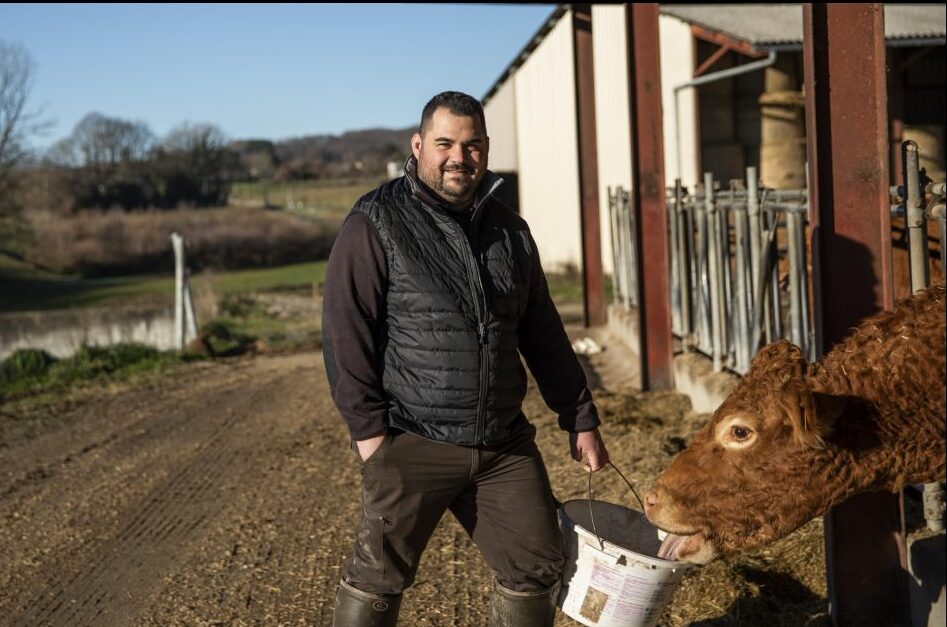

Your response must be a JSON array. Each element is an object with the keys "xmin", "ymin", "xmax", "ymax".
[
  {"xmin": 572, "ymin": 4, "xmax": 606, "ymax": 328},
  {"xmin": 625, "ymin": 3, "xmax": 673, "ymax": 390},
  {"xmin": 803, "ymin": 5, "xmax": 907, "ymax": 626}
]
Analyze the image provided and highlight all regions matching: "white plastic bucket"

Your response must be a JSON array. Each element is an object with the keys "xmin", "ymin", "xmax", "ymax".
[{"xmin": 557, "ymin": 468, "xmax": 692, "ymax": 627}]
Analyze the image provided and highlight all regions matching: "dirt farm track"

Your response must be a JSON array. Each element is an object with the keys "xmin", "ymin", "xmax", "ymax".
[{"xmin": 0, "ymin": 338, "xmax": 833, "ymax": 627}]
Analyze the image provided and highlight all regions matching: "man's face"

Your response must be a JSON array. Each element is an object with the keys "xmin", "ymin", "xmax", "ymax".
[{"xmin": 411, "ymin": 107, "xmax": 489, "ymax": 207}]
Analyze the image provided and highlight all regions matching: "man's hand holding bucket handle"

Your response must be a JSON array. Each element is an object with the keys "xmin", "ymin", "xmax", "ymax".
[{"xmin": 570, "ymin": 428, "xmax": 610, "ymax": 472}]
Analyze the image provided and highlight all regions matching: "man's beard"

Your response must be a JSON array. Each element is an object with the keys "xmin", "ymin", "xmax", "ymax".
[{"xmin": 418, "ymin": 160, "xmax": 481, "ymax": 204}]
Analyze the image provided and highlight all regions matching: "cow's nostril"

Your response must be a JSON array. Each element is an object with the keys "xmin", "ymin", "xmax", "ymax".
[{"xmin": 644, "ymin": 491, "xmax": 659, "ymax": 508}]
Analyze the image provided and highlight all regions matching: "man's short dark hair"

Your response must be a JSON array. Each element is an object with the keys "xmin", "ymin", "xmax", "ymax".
[{"xmin": 418, "ymin": 91, "xmax": 487, "ymax": 136}]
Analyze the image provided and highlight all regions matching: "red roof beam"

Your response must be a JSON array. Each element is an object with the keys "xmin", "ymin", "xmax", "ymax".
[{"xmin": 691, "ymin": 24, "xmax": 767, "ymax": 60}]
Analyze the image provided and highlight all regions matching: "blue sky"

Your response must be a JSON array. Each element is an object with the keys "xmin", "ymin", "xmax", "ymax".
[{"xmin": 0, "ymin": 3, "xmax": 555, "ymax": 149}]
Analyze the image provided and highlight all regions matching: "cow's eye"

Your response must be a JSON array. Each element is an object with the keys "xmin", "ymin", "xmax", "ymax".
[
  {"xmin": 716, "ymin": 417, "xmax": 758, "ymax": 448},
  {"xmin": 731, "ymin": 425, "xmax": 752, "ymax": 440}
]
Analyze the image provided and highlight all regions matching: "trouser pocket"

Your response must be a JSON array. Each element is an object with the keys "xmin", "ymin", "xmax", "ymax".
[
  {"xmin": 350, "ymin": 431, "xmax": 393, "ymax": 464},
  {"xmin": 349, "ymin": 498, "xmax": 389, "ymax": 583},
  {"xmin": 343, "ymin": 431, "xmax": 460, "ymax": 595}
]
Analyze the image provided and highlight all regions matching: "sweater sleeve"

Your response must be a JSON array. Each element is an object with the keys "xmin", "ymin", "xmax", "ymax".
[
  {"xmin": 321, "ymin": 212, "xmax": 389, "ymax": 440},
  {"xmin": 517, "ymin": 234, "xmax": 601, "ymax": 433}
]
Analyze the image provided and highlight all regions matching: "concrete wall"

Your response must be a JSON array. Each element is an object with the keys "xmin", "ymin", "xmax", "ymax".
[
  {"xmin": 483, "ymin": 78, "xmax": 518, "ymax": 173},
  {"xmin": 660, "ymin": 14, "xmax": 699, "ymax": 187},
  {"xmin": 514, "ymin": 10, "xmax": 583, "ymax": 272},
  {"xmin": 608, "ymin": 303, "xmax": 739, "ymax": 414},
  {"xmin": 0, "ymin": 305, "xmax": 176, "ymax": 361},
  {"xmin": 591, "ymin": 9, "xmax": 699, "ymax": 275}
]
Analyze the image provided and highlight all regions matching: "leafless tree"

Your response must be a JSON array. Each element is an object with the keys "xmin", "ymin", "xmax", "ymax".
[
  {"xmin": 43, "ymin": 113, "xmax": 156, "ymax": 210},
  {"xmin": 163, "ymin": 122, "xmax": 229, "ymax": 178},
  {"xmin": 0, "ymin": 41, "xmax": 49, "ymax": 213},
  {"xmin": 163, "ymin": 122, "xmax": 226, "ymax": 154},
  {"xmin": 61, "ymin": 112, "xmax": 154, "ymax": 169},
  {"xmin": 160, "ymin": 123, "xmax": 234, "ymax": 205}
]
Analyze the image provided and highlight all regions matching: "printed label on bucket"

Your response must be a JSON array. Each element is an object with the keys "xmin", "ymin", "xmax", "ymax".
[{"xmin": 561, "ymin": 538, "xmax": 681, "ymax": 627}]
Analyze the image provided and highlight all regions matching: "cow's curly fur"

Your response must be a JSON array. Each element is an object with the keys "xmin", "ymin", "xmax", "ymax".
[{"xmin": 646, "ymin": 282, "xmax": 946, "ymax": 562}]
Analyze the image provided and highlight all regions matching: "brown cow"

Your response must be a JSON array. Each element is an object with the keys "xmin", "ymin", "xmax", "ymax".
[{"xmin": 645, "ymin": 282, "xmax": 946, "ymax": 564}]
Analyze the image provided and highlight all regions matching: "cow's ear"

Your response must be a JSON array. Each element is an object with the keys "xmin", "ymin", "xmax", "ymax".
[
  {"xmin": 777, "ymin": 378, "xmax": 848, "ymax": 449},
  {"xmin": 776, "ymin": 379, "xmax": 827, "ymax": 449},
  {"xmin": 749, "ymin": 339, "xmax": 807, "ymax": 382},
  {"xmin": 751, "ymin": 340, "xmax": 829, "ymax": 447}
]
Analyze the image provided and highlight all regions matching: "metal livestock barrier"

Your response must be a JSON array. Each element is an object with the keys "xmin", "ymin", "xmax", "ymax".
[
  {"xmin": 665, "ymin": 168, "xmax": 813, "ymax": 375},
  {"xmin": 607, "ymin": 145, "xmax": 945, "ymax": 529},
  {"xmin": 607, "ymin": 186, "xmax": 639, "ymax": 311},
  {"xmin": 896, "ymin": 140, "xmax": 946, "ymax": 534},
  {"xmin": 608, "ymin": 146, "xmax": 947, "ymax": 530},
  {"xmin": 609, "ymin": 159, "xmax": 945, "ymax": 380}
]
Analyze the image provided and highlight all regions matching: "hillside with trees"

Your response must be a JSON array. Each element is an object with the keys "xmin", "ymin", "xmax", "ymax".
[
  {"xmin": 1, "ymin": 39, "xmax": 415, "ymax": 279},
  {"xmin": 28, "ymin": 118, "xmax": 414, "ymax": 215},
  {"xmin": 238, "ymin": 128, "xmax": 413, "ymax": 182}
]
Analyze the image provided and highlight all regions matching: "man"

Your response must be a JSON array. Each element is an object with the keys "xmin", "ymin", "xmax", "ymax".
[{"xmin": 322, "ymin": 91, "xmax": 609, "ymax": 627}]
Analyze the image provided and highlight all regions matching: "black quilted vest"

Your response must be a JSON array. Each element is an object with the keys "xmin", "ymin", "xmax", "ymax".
[{"xmin": 353, "ymin": 169, "xmax": 534, "ymax": 445}]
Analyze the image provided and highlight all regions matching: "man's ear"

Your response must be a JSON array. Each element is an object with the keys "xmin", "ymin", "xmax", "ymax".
[{"xmin": 411, "ymin": 133, "xmax": 422, "ymax": 159}]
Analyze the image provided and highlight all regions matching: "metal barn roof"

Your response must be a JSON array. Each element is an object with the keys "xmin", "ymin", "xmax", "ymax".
[
  {"xmin": 483, "ymin": 3, "xmax": 946, "ymax": 103},
  {"xmin": 660, "ymin": 3, "xmax": 946, "ymax": 50}
]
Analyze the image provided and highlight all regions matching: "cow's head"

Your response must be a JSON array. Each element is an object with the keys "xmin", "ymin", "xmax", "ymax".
[{"xmin": 645, "ymin": 340, "xmax": 844, "ymax": 563}]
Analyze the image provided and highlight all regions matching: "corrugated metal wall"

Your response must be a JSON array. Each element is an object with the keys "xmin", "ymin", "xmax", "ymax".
[
  {"xmin": 591, "ymin": 9, "xmax": 698, "ymax": 274},
  {"xmin": 513, "ymin": 11, "xmax": 583, "ymax": 272},
  {"xmin": 483, "ymin": 79, "xmax": 518, "ymax": 172},
  {"xmin": 592, "ymin": 5, "xmax": 633, "ymax": 275},
  {"xmin": 660, "ymin": 15, "xmax": 699, "ymax": 187},
  {"xmin": 482, "ymin": 9, "xmax": 699, "ymax": 275}
]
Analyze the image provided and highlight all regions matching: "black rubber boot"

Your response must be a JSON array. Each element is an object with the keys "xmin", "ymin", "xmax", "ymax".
[
  {"xmin": 331, "ymin": 579, "xmax": 402, "ymax": 627},
  {"xmin": 488, "ymin": 579, "xmax": 560, "ymax": 627}
]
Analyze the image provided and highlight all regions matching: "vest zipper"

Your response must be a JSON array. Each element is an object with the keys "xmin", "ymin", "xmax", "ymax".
[
  {"xmin": 476, "ymin": 319, "xmax": 489, "ymax": 444},
  {"xmin": 451, "ymin": 217, "xmax": 489, "ymax": 445}
]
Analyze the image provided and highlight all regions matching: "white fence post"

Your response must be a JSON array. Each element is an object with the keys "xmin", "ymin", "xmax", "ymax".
[
  {"xmin": 184, "ymin": 268, "xmax": 198, "ymax": 344},
  {"xmin": 171, "ymin": 233, "xmax": 185, "ymax": 350}
]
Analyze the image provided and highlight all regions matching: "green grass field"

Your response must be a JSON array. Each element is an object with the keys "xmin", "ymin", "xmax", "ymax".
[
  {"xmin": 0, "ymin": 344, "xmax": 204, "ymax": 405},
  {"xmin": 230, "ymin": 179, "xmax": 380, "ymax": 216},
  {"xmin": 0, "ymin": 252, "xmax": 57, "ymax": 280},
  {"xmin": 0, "ymin": 255, "xmax": 328, "ymax": 313},
  {"xmin": 1, "ymin": 250, "xmax": 602, "ymax": 315}
]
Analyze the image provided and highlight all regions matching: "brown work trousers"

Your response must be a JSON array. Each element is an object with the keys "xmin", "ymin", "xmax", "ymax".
[{"xmin": 342, "ymin": 425, "xmax": 564, "ymax": 596}]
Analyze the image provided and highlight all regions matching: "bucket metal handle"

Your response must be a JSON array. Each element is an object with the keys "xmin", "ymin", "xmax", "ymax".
[{"xmin": 586, "ymin": 462, "xmax": 646, "ymax": 552}]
